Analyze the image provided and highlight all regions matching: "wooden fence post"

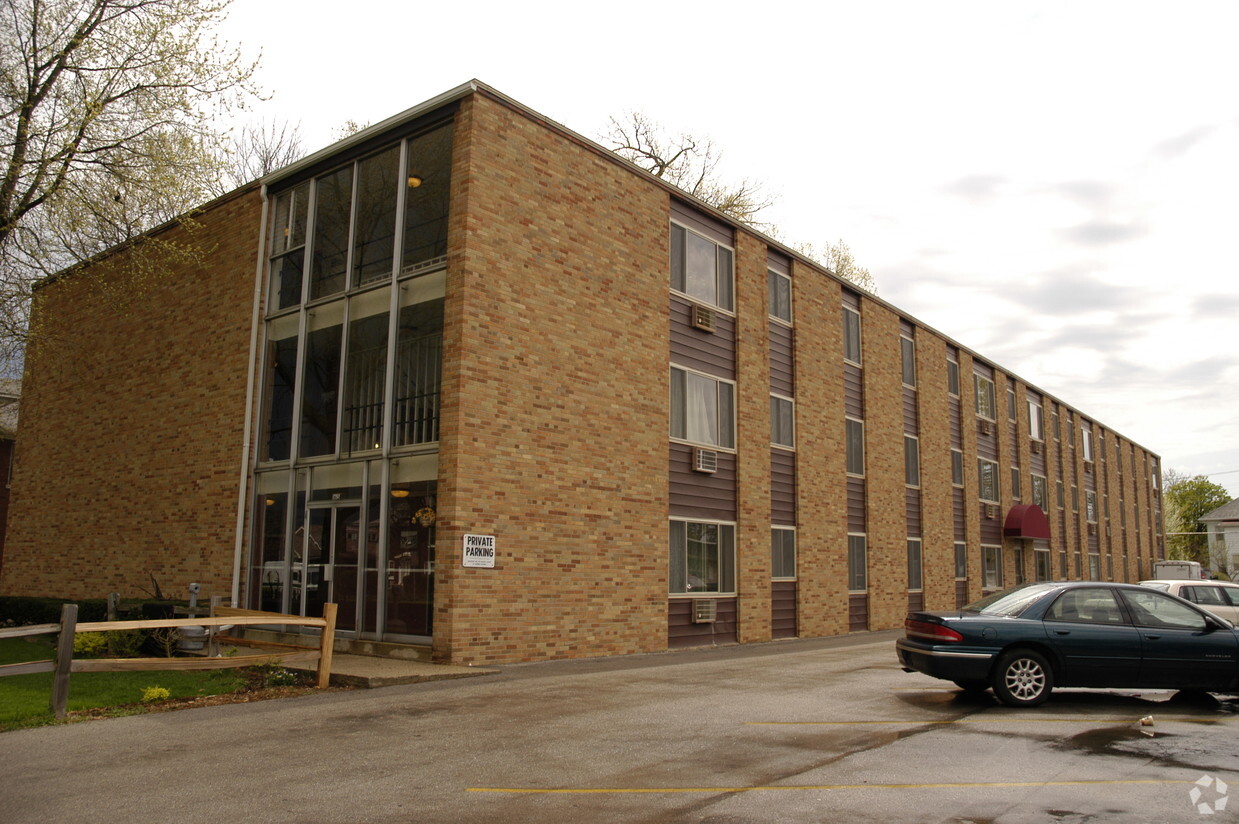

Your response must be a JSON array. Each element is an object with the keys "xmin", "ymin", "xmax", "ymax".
[
  {"xmin": 208, "ymin": 596, "xmax": 223, "ymax": 657},
  {"xmin": 52, "ymin": 604, "xmax": 78, "ymax": 719},
  {"xmin": 317, "ymin": 603, "xmax": 337, "ymax": 689}
]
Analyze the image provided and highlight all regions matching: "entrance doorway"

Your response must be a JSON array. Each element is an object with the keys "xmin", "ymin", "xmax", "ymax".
[{"xmin": 303, "ymin": 504, "xmax": 361, "ymax": 631}]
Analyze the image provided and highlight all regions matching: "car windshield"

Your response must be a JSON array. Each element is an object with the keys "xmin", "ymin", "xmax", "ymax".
[{"xmin": 963, "ymin": 583, "xmax": 1061, "ymax": 617}]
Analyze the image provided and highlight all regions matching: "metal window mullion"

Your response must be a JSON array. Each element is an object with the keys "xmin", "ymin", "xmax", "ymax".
[
  {"xmin": 375, "ymin": 459, "xmax": 391, "ymax": 638},
  {"xmin": 286, "ymin": 307, "xmax": 311, "ymax": 464},
  {"xmin": 336, "ymin": 298, "xmax": 353, "ymax": 458},
  {"xmin": 345, "ymin": 160, "xmax": 360, "ymax": 290}
]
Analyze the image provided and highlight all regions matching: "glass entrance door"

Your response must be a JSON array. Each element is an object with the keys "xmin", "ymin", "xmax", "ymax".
[{"xmin": 303, "ymin": 504, "xmax": 361, "ymax": 631}]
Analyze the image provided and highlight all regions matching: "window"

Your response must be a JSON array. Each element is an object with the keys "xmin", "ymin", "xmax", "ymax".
[
  {"xmin": 974, "ymin": 374, "xmax": 996, "ymax": 420},
  {"xmin": 907, "ymin": 539, "xmax": 924, "ymax": 590},
  {"xmin": 900, "ymin": 335, "xmax": 916, "ymax": 387},
  {"xmin": 1035, "ymin": 550, "xmax": 1052, "ymax": 582},
  {"xmin": 669, "ymin": 520, "xmax": 735, "ymax": 594},
  {"xmin": 1028, "ymin": 401, "xmax": 1044, "ymax": 441},
  {"xmin": 1072, "ymin": 484, "xmax": 1079, "ymax": 512},
  {"xmin": 954, "ymin": 542, "xmax": 968, "ymax": 579},
  {"xmin": 770, "ymin": 395, "xmax": 795, "ymax": 448},
  {"xmin": 848, "ymin": 534, "xmax": 867, "ymax": 591},
  {"xmin": 1056, "ymin": 480, "xmax": 1065, "ymax": 508},
  {"xmin": 768, "ymin": 270, "xmax": 792, "ymax": 323},
  {"xmin": 771, "ymin": 529, "xmax": 796, "ymax": 579},
  {"xmin": 947, "ymin": 359, "xmax": 960, "ymax": 396},
  {"xmin": 1053, "ymin": 410, "xmax": 1061, "ymax": 441},
  {"xmin": 671, "ymin": 223, "xmax": 734, "ymax": 311},
  {"xmin": 1081, "ymin": 425, "xmax": 1093, "ymax": 462},
  {"xmin": 983, "ymin": 545, "xmax": 1003, "ymax": 589},
  {"xmin": 951, "ymin": 449, "xmax": 964, "ymax": 486},
  {"xmin": 978, "ymin": 459, "xmax": 1000, "ymax": 503},
  {"xmin": 843, "ymin": 307, "xmax": 862, "ymax": 364},
  {"xmin": 1122, "ymin": 588, "xmax": 1208, "ymax": 630},
  {"xmin": 1032, "ymin": 474, "xmax": 1047, "ymax": 508},
  {"xmin": 670, "ymin": 367, "xmax": 735, "ymax": 449},
  {"xmin": 1011, "ymin": 466, "xmax": 1021, "ymax": 500},
  {"xmin": 1046, "ymin": 587, "xmax": 1124, "ymax": 624},
  {"xmin": 904, "ymin": 436, "xmax": 920, "ymax": 487},
  {"xmin": 268, "ymin": 182, "xmax": 309, "ymax": 311},
  {"xmin": 1007, "ymin": 387, "xmax": 1017, "ymax": 420},
  {"xmin": 845, "ymin": 418, "xmax": 865, "ymax": 476},
  {"xmin": 1085, "ymin": 490, "xmax": 1098, "ymax": 523}
]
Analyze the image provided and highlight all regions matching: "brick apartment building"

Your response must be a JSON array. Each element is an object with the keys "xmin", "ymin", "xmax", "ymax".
[{"xmin": 0, "ymin": 81, "xmax": 1165, "ymax": 665}]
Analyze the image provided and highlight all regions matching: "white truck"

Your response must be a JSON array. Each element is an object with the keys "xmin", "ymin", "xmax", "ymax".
[{"xmin": 1153, "ymin": 559, "xmax": 1204, "ymax": 580}]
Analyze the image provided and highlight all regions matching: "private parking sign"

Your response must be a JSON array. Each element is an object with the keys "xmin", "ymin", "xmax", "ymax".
[{"xmin": 462, "ymin": 534, "xmax": 496, "ymax": 568}]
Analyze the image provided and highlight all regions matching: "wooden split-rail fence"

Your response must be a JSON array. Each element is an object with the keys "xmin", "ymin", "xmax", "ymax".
[{"xmin": 0, "ymin": 601, "xmax": 338, "ymax": 719}]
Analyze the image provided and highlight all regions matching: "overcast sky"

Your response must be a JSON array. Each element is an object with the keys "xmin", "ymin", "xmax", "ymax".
[{"xmin": 220, "ymin": 0, "xmax": 1238, "ymax": 497}]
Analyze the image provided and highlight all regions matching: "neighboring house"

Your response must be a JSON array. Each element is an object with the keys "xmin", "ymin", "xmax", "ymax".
[
  {"xmin": 0, "ymin": 81, "xmax": 1165, "ymax": 665},
  {"xmin": 1201, "ymin": 497, "xmax": 1239, "ymax": 578},
  {"xmin": 0, "ymin": 379, "xmax": 17, "ymax": 573}
]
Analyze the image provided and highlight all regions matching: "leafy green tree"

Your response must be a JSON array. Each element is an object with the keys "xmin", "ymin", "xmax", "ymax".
[
  {"xmin": 1163, "ymin": 472, "xmax": 1232, "ymax": 565},
  {"xmin": 0, "ymin": 0, "xmax": 261, "ymax": 369}
]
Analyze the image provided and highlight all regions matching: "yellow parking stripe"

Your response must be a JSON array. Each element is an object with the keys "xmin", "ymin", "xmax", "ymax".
[
  {"xmin": 748, "ymin": 716, "xmax": 1238, "ymax": 726},
  {"xmin": 468, "ymin": 779, "xmax": 1185, "ymax": 795}
]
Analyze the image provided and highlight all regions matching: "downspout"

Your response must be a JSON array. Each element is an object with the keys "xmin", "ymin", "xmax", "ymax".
[{"xmin": 232, "ymin": 186, "xmax": 271, "ymax": 606}]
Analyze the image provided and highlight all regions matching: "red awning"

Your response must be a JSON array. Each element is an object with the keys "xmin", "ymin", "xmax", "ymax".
[{"xmin": 1003, "ymin": 504, "xmax": 1051, "ymax": 540}]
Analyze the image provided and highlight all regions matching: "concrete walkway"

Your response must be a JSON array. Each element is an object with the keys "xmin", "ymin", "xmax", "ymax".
[{"xmin": 309, "ymin": 652, "xmax": 497, "ymax": 688}]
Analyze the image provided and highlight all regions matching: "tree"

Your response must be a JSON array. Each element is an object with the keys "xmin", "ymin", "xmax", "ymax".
[
  {"xmin": 0, "ymin": 0, "xmax": 261, "ymax": 368},
  {"xmin": 216, "ymin": 119, "xmax": 305, "ymax": 193},
  {"xmin": 603, "ymin": 112, "xmax": 775, "ymax": 227},
  {"xmin": 1163, "ymin": 472, "xmax": 1232, "ymax": 566},
  {"xmin": 602, "ymin": 112, "xmax": 876, "ymax": 292}
]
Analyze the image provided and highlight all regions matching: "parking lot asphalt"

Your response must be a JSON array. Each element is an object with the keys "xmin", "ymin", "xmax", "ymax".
[{"xmin": 3, "ymin": 630, "xmax": 1237, "ymax": 823}]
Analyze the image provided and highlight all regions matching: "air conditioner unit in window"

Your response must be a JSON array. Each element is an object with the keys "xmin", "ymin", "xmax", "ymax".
[
  {"xmin": 692, "ymin": 599, "xmax": 718, "ymax": 623},
  {"xmin": 1084, "ymin": 461, "xmax": 1094, "ymax": 474},
  {"xmin": 1030, "ymin": 441, "xmax": 1042, "ymax": 455},
  {"xmin": 1087, "ymin": 522, "xmax": 1097, "ymax": 536},
  {"xmin": 978, "ymin": 419, "xmax": 993, "ymax": 436},
  {"xmin": 690, "ymin": 304, "xmax": 717, "ymax": 333},
  {"xmin": 692, "ymin": 447, "xmax": 719, "ymax": 474},
  {"xmin": 984, "ymin": 503, "xmax": 999, "ymax": 519}
]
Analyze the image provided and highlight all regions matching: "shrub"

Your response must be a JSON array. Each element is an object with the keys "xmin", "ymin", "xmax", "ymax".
[
  {"xmin": 141, "ymin": 686, "xmax": 171, "ymax": 703},
  {"xmin": 72, "ymin": 630, "xmax": 144, "ymax": 659},
  {"xmin": 253, "ymin": 664, "xmax": 300, "ymax": 688}
]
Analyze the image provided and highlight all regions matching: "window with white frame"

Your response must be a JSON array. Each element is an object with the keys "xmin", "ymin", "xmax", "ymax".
[
  {"xmin": 771, "ymin": 528, "xmax": 796, "ymax": 579},
  {"xmin": 1032, "ymin": 474, "xmax": 1047, "ymax": 508},
  {"xmin": 901, "ymin": 335, "xmax": 916, "ymax": 387},
  {"xmin": 951, "ymin": 449, "xmax": 964, "ymax": 486},
  {"xmin": 1028, "ymin": 401, "xmax": 1044, "ymax": 441},
  {"xmin": 848, "ymin": 534, "xmax": 867, "ymax": 591},
  {"xmin": 843, "ymin": 307, "xmax": 862, "ymax": 364},
  {"xmin": 768, "ymin": 270, "xmax": 792, "ymax": 323},
  {"xmin": 1007, "ymin": 387, "xmax": 1017, "ymax": 420},
  {"xmin": 1085, "ymin": 490, "xmax": 1098, "ymax": 523},
  {"xmin": 770, "ymin": 395, "xmax": 795, "ymax": 448},
  {"xmin": 1072, "ymin": 484, "xmax": 1079, "ymax": 512},
  {"xmin": 974, "ymin": 374, "xmax": 996, "ymax": 420},
  {"xmin": 1035, "ymin": 549, "xmax": 1052, "ymax": 582},
  {"xmin": 904, "ymin": 436, "xmax": 920, "ymax": 487},
  {"xmin": 669, "ymin": 520, "xmax": 735, "ymax": 594},
  {"xmin": 1081, "ymin": 425, "xmax": 1093, "ymax": 462},
  {"xmin": 670, "ymin": 222, "xmax": 734, "ymax": 312},
  {"xmin": 983, "ymin": 545, "xmax": 1003, "ymax": 589},
  {"xmin": 978, "ymin": 458, "xmax": 1000, "ymax": 502},
  {"xmin": 670, "ymin": 366, "xmax": 735, "ymax": 449},
  {"xmin": 954, "ymin": 542, "xmax": 968, "ymax": 579},
  {"xmin": 947, "ymin": 358, "xmax": 960, "ymax": 396},
  {"xmin": 846, "ymin": 418, "xmax": 865, "ymax": 476},
  {"xmin": 907, "ymin": 539, "xmax": 923, "ymax": 590},
  {"xmin": 1053, "ymin": 410, "xmax": 1061, "ymax": 441},
  {"xmin": 1056, "ymin": 480, "xmax": 1064, "ymax": 508},
  {"xmin": 1011, "ymin": 466, "xmax": 1021, "ymax": 500}
]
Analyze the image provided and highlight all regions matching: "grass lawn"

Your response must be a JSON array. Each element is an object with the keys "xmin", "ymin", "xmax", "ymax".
[{"xmin": 0, "ymin": 636, "xmax": 252, "ymax": 731}]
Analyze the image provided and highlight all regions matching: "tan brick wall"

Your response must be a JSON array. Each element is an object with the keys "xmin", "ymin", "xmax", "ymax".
[
  {"xmin": 734, "ymin": 234, "xmax": 772, "ymax": 643},
  {"xmin": 1, "ymin": 189, "xmax": 262, "ymax": 602},
  {"xmin": 916, "ymin": 330, "xmax": 956, "ymax": 611},
  {"xmin": 434, "ymin": 93, "xmax": 670, "ymax": 664}
]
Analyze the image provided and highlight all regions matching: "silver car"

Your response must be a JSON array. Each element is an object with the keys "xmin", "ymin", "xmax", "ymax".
[{"xmin": 1139, "ymin": 579, "xmax": 1239, "ymax": 624}]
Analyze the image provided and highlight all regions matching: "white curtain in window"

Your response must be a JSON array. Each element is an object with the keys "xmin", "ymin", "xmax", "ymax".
[{"xmin": 686, "ymin": 371, "xmax": 718, "ymax": 446}]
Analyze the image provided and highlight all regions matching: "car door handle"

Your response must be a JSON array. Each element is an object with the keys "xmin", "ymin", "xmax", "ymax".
[
  {"xmin": 1144, "ymin": 634, "xmax": 1161, "ymax": 641},
  {"xmin": 1053, "ymin": 630, "xmax": 1071, "ymax": 635}
]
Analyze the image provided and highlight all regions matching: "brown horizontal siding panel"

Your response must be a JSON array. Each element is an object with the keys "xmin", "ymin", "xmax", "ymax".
[
  {"xmin": 954, "ymin": 487, "xmax": 966, "ymax": 541},
  {"xmin": 670, "ymin": 295, "xmax": 736, "ymax": 381},
  {"xmin": 767, "ymin": 248, "xmax": 791, "ymax": 275},
  {"xmin": 906, "ymin": 488, "xmax": 922, "ymax": 536},
  {"xmin": 848, "ymin": 593, "xmax": 868, "ymax": 631},
  {"xmin": 973, "ymin": 362, "xmax": 994, "ymax": 380},
  {"xmin": 771, "ymin": 449, "xmax": 796, "ymax": 525},
  {"xmin": 771, "ymin": 580, "xmax": 797, "ymax": 639},
  {"xmin": 903, "ymin": 387, "xmax": 918, "ymax": 434},
  {"xmin": 842, "ymin": 289, "xmax": 862, "ymax": 311},
  {"xmin": 669, "ymin": 443, "xmax": 737, "ymax": 521},
  {"xmin": 769, "ymin": 321, "xmax": 794, "ymax": 396},
  {"xmin": 977, "ymin": 424, "xmax": 999, "ymax": 461},
  {"xmin": 900, "ymin": 318, "xmax": 916, "ymax": 337},
  {"xmin": 907, "ymin": 591, "xmax": 925, "ymax": 613},
  {"xmin": 847, "ymin": 477, "xmax": 866, "ymax": 532},
  {"xmin": 981, "ymin": 516, "xmax": 1003, "ymax": 545},
  {"xmin": 844, "ymin": 363, "xmax": 864, "ymax": 418},
  {"xmin": 671, "ymin": 199, "xmax": 733, "ymax": 247},
  {"xmin": 668, "ymin": 597, "xmax": 738, "ymax": 648},
  {"xmin": 1030, "ymin": 443, "xmax": 1046, "ymax": 475}
]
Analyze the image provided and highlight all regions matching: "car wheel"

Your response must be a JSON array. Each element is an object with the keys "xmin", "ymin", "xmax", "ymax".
[
  {"xmin": 953, "ymin": 679, "xmax": 989, "ymax": 694},
  {"xmin": 992, "ymin": 649, "xmax": 1053, "ymax": 707}
]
